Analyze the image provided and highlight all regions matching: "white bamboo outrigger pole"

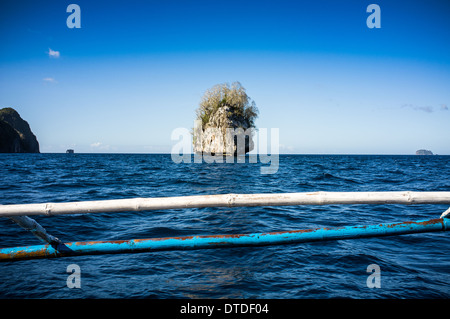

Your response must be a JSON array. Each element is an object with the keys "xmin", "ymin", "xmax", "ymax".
[{"xmin": 1, "ymin": 191, "xmax": 450, "ymax": 217}]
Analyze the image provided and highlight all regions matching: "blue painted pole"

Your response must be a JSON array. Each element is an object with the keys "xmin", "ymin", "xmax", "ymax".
[{"xmin": 0, "ymin": 218, "xmax": 448, "ymax": 261}]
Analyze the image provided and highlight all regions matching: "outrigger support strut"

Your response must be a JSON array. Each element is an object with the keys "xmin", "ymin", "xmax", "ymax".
[{"xmin": 8, "ymin": 215, "xmax": 62, "ymax": 246}]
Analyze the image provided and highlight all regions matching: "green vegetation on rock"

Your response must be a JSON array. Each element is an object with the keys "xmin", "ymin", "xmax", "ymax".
[
  {"xmin": 196, "ymin": 82, "xmax": 258, "ymax": 129},
  {"xmin": 193, "ymin": 82, "xmax": 259, "ymax": 156}
]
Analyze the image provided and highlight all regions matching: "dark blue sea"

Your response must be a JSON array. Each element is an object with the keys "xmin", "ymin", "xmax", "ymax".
[{"xmin": 0, "ymin": 154, "xmax": 449, "ymax": 299}]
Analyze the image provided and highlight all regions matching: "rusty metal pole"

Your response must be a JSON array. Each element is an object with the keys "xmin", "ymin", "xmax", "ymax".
[{"xmin": 1, "ymin": 217, "xmax": 448, "ymax": 262}]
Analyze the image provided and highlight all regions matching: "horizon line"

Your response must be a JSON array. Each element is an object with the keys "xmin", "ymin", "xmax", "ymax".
[{"xmin": 11, "ymin": 152, "xmax": 449, "ymax": 156}]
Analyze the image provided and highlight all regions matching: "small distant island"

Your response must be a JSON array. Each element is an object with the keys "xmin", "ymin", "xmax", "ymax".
[
  {"xmin": 416, "ymin": 149, "xmax": 434, "ymax": 156},
  {"xmin": 0, "ymin": 107, "xmax": 40, "ymax": 153}
]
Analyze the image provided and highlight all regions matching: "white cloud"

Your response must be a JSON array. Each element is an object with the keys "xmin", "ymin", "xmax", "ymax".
[
  {"xmin": 279, "ymin": 144, "xmax": 296, "ymax": 153},
  {"xmin": 48, "ymin": 48, "xmax": 60, "ymax": 58},
  {"xmin": 42, "ymin": 77, "xmax": 57, "ymax": 83},
  {"xmin": 90, "ymin": 142, "xmax": 111, "ymax": 151},
  {"xmin": 402, "ymin": 104, "xmax": 433, "ymax": 113},
  {"xmin": 402, "ymin": 103, "xmax": 449, "ymax": 113}
]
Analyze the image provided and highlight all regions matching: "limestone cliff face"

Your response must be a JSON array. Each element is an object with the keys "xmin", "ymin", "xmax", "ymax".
[
  {"xmin": 0, "ymin": 107, "xmax": 40, "ymax": 153},
  {"xmin": 193, "ymin": 82, "xmax": 258, "ymax": 156},
  {"xmin": 0, "ymin": 120, "xmax": 23, "ymax": 152},
  {"xmin": 193, "ymin": 105, "xmax": 255, "ymax": 156}
]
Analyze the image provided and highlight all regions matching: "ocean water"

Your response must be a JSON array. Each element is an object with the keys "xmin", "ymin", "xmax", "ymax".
[{"xmin": 0, "ymin": 153, "xmax": 449, "ymax": 299}]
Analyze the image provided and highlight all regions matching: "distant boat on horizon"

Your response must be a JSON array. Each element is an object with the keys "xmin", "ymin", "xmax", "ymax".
[{"xmin": 66, "ymin": 149, "xmax": 74, "ymax": 154}]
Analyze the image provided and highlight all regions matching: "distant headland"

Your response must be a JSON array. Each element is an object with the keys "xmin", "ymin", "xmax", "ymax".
[
  {"xmin": 0, "ymin": 107, "xmax": 40, "ymax": 153},
  {"xmin": 416, "ymin": 149, "xmax": 434, "ymax": 156}
]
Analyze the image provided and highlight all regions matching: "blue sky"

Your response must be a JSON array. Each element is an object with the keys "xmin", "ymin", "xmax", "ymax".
[{"xmin": 1, "ymin": 0, "xmax": 449, "ymax": 154}]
